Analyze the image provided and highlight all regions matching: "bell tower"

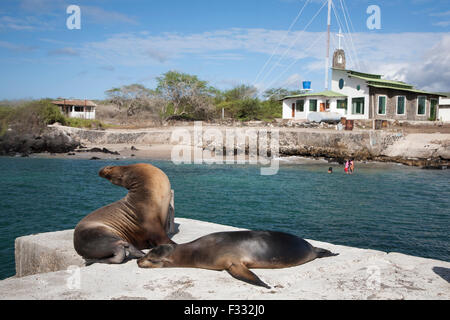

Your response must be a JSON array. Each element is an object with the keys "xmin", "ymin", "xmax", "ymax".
[
  {"xmin": 333, "ymin": 49, "xmax": 346, "ymax": 70},
  {"xmin": 332, "ymin": 28, "xmax": 346, "ymax": 69}
]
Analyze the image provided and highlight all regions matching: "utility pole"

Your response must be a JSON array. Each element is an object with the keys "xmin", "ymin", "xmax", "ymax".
[{"xmin": 325, "ymin": 0, "xmax": 332, "ymax": 90}]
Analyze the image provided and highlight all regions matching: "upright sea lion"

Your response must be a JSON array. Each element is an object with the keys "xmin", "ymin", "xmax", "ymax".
[
  {"xmin": 137, "ymin": 230, "xmax": 338, "ymax": 288},
  {"xmin": 74, "ymin": 163, "xmax": 174, "ymax": 264}
]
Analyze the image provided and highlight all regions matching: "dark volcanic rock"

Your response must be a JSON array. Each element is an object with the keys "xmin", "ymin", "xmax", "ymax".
[
  {"xmin": 0, "ymin": 129, "xmax": 80, "ymax": 155},
  {"xmin": 76, "ymin": 147, "xmax": 120, "ymax": 155}
]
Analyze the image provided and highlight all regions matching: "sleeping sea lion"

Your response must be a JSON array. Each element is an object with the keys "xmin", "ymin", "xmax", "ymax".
[{"xmin": 137, "ymin": 230, "xmax": 338, "ymax": 288}]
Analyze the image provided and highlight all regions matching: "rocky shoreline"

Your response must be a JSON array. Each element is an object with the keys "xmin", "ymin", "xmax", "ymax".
[
  {"xmin": 0, "ymin": 129, "xmax": 80, "ymax": 157},
  {"xmin": 1, "ymin": 124, "xmax": 449, "ymax": 169}
]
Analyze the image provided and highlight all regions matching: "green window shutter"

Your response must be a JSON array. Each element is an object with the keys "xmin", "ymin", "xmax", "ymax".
[
  {"xmin": 397, "ymin": 96, "xmax": 405, "ymax": 114},
  {"xmin": 309, "ymin": 99, "xmax": 317, "ymax": 112},
  {"xmin": 296, "ymin": 100, "xmax": 304, "ymax": 112},
  {"xmin": 418, "ymin": 97, "xmax": 426, "ymax": 115},
  {"xmin": 352, "ymin": 97, "xmax": 365, "ymax": 115},
  {"xmin": 378, "ymin": 96, "xmax": 386, "ymax": 114},
  {"xmin": 337, "ymin": 99, "xmax": 347, "ymax": 109}
]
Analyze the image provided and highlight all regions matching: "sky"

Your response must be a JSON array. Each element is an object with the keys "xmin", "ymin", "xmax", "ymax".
[{"xmin": 0, "ymin": 0, "xmax": 449, "ymax": 100}]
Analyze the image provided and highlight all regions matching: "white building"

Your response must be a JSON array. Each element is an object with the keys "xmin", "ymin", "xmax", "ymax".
[
  {"xmin": 52, "ymin": 99, "xmax": 97, "ymax": 120},
  {"xmin": 281, "ymin": 49, "xmax": 443, "ymax": 121},
  {"xmin": 438, "ymin": 93, "xmax": 450, "ymax": 122},
  {"xmin": 282, "ymin": 91, "xmax": 347, "ymax": 121}
]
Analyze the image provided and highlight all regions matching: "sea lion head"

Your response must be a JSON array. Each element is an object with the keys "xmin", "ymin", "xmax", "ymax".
[
  {"xmin": 137, "ymin": 244, "xmax": 176, "ymax": 268},
  {"xmin": 99, "ymin": 163, "xmax": 157, "ymax": 190}
]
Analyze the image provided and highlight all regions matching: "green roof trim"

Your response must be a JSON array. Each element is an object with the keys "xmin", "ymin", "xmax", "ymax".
[
  {"xmin": 437, "ymin": 92, "xmax": 450, "ymax": 98},
  {"xmin": 282, "ymin": 90, "xmax": 347, "ymax": 100},
  {"xmin": 331, "ymin": 67, "xmax": 382, "ymax": 79},
  {"xmin": 347, "ymin": 70, "xmax": 382, "ymax": 79},
  {"xmin": 333, "ymin": 67, "xmax": 415, "ymax": 89},
  {"xmin": 367, "ymin": 84, "xmax": 442, "ymax": 96},
  {"xmin": 348, "ymin": 74, "xmax": 414, "ymax": 89}
]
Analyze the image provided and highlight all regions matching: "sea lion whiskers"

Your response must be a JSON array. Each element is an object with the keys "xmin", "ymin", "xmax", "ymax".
[{"xmin": 137, "ymin": 244, "xmax": 177, "ymax": 268}]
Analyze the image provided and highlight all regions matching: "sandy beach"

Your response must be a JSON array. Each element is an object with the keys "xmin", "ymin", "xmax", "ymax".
[
  {"xmin": 26, "ymin": 124, "xmax": 449, "ymax": 170},
  {"xmin": 32, "ymin": 143, "xmax": 175, "ymax": 161}
]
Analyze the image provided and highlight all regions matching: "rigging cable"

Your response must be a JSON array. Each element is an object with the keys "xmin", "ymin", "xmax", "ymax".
[
  {"xmin": 258, "ymin": 0, "xmax": 329, "ymax": 88},
  {"xmin": 253, "ymin": 0, "xmax": 312, "ymax": 86}
]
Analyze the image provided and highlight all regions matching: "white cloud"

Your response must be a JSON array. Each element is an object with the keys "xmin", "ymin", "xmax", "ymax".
[
  {"xmin": 429, "ymin": 10, "xmax": 450, "ymax": 17},
  {"xmin": 49, "ymin": 28, "xmax": 449, "ymax": 92},
  {"xmin": 0, "ymin": 15, "xmax": 40, "ymax": 31},
  {"xmin": 80, "ymin": 28, "xmax": 327, "ymax": 67},
  {"xmin": 48, "ymin": 47, "xmax": 80, "ymax": 56},
  {"xmin": 82, "ymin": 6, "xmax": 138, "ymax": 26},
  {"xmin": 379, "ymin": 35, "xmax": 450, "ymax": 92},
  {"xmin": 432, "ymin": 21, "xmax": 450, "ymax": 27},
  {"xmin": 0, "ymin": 40, "xmax": 37, "ymax": 52}
]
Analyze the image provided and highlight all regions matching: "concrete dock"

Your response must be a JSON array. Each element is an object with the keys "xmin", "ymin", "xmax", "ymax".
[{"xmin": 0, "ymin": 218, "xmax": 449, "ymax": 300}]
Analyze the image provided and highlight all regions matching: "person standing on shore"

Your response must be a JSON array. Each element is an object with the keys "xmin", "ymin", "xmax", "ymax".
[{"xmin": 344, "ymin": 160, "xmax": 349, "ymax": 174}]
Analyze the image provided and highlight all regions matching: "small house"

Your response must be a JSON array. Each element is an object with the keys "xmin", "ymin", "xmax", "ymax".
[
  {"xmin": 52, "ymin": 99, "xmax": 97, "ymax": 120},
  {"xmin": 282, "ymin": 90, "xmax": 347, "ymax": 120}
]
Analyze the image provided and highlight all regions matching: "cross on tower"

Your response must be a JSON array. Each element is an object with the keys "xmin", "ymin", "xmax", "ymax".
[{"xmin": 337, "ymin": 28, "xmax": 344, "ymax": 50}]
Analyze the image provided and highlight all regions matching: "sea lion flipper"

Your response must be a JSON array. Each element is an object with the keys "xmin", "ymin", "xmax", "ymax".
[{"xmin": 226, "ymin": 263, "xmax": 271, "ymax": 289}]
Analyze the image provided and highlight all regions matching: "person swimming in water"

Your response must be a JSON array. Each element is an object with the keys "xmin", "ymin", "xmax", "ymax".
[
  {"xmin": 349, "ymin": 159, "xmax": 354, "ymax": 174},
  {"xmin": 328, "ymin": 167, "xmax": 333, "ymax": 174}
]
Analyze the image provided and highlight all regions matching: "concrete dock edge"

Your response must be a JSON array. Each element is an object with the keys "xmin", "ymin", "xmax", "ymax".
[{"xmin": 2, "ymin": 218, "xmax": 449, "ymax": 300}]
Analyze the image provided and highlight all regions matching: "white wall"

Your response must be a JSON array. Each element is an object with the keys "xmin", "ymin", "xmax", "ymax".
[
  {"xmin": 438, "ymin": 107, "xmax": 450, "ymax": 122},
  {"xmin": 331, "ymin": 69, "xmax": 370, "ymax": 119},
  {"xmin": 282, "ymin": 97, "xmax": 346, "ymax": 119},
  {"xmin": 69, "ymin": 108, "xmax": 96, "ymax": 120},
  {"xmin": 438, "ymin": 97, "xmax": 450, "ymax": 122}
]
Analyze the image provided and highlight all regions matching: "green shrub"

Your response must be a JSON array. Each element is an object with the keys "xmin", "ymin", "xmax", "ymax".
[
  {"xmin": 41, "ymin": 103, "xmax": 66, "ymax": 124},
  {"xmin": 63, "ymin": 117, "xmax": 105, "ymax": 129},
  {"xmin": 0, "ymin": 106, "xmax": 13, "ymax": 136}
]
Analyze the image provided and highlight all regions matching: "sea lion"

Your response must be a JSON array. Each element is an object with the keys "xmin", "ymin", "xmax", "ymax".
[
  {"xmin": 137, "ymin": 230, "xmax": 338, "ymax": 288},
  {"xmin": 74, "ymin": 163, "xmax": 174, "ymax": 264}
]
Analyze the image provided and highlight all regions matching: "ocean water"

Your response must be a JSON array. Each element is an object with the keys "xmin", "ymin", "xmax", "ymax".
[{"xmin": 0, "ymin": 157, "xmax": 449, "ymax": 280}]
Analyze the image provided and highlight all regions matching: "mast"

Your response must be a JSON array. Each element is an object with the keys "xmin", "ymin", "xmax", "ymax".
[{"xmin": 325, "ymin": 0, "xmax": 332, "ymax": 90}]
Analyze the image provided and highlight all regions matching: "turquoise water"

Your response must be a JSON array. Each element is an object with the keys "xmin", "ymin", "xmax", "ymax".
[{"xmin": 0, "ymin": 157, "xmax": 449, "ymax": 280}]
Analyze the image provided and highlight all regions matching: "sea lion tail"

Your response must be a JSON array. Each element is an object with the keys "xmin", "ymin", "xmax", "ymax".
[{"xmin": 313, "ymin": 247, "xmax": 339, "ymax": 258}]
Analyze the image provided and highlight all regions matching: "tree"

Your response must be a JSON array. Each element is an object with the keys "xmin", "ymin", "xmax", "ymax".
[
  {"xmin": 223, "ymin": 84, "xmax": 257, "ymax": 101},
  {"xmin": 155, "ymin": 71, "xmax": 216, "ymax": 119},
  {"xmin": 216, "ymin": 85, "xmax": 260, "ymax": 120},
  {"xmin": 263, "ymin": 88, "xmax": 302, "ymax": 101},
  {"xmin": 105, "ymin": 84, "xmax": 159, "ymax": 117}
]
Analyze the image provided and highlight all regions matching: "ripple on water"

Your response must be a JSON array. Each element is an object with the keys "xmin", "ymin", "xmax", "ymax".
[{"xmin": 0, "ymin": 158, "xmax": 449, "ymax": 279}]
